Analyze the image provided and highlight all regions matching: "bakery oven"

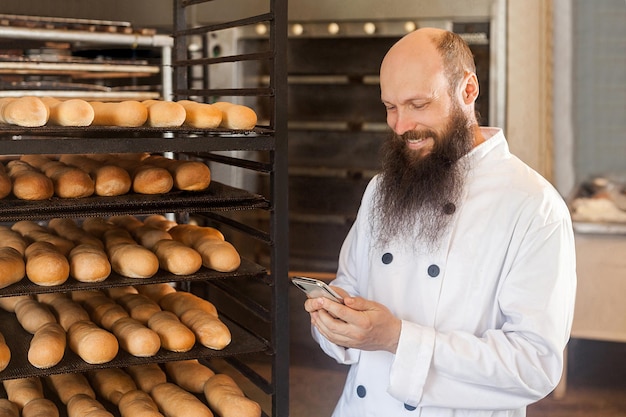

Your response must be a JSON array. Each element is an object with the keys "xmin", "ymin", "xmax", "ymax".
[{"xmin": 200, "ymin": 16, "xmax": 503, "ymax": 273}]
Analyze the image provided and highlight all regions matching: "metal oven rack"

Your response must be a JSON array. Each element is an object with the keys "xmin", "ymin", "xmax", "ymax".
[{"xmin": 0, "ymin": 1, "xmax": 289, "ymax": 416}]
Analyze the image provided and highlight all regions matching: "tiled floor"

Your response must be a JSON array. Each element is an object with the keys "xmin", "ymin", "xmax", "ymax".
[{"xmin": 287, "ymin": 286, "xmax": 626, "ymax": 417}]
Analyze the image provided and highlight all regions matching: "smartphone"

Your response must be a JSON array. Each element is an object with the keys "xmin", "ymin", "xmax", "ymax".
[{"xmin": 291, "ymin": 276, "xmax": 344, "ymax": 304}]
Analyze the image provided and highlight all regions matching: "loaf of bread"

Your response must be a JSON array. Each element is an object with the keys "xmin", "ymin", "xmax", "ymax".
[
  {"xmin": 142, "ymin": 214, "xmax": 177, "ymax": 232},
  {"xmin": 0, "ymin": 331, "xmax": 11, "ymax": 372},
  {"xmin": 0, "ymin": 162, "xmax": 12, "ymax": 199},
  {"xmin": 147, "ymin": 310, "xmax": 195, "ymax": 352},
  {"xmin": 116, "ymin": 293, "xmax": 161, "ymax": 324},
  {"xmin": 68, "ymin": 320, "xmax": 119, "ymax": 364},
  {"xmin": 12, "ymin": 220, "xmax": 74, "ymax": 256},
  {"xmin": 143, "ymin": 100, "xmax": 186, "ymax": 127},
  {"xmin": 153, "ymin": 239, "xmax": 203, "ymax": 276},
  {"xmin": 141, "ymin": 154, "xmax": 211, "ymax": 191},
  {"xmin": 38, "ymin": 293, "xmax": 90, "ymax": 331},
  {"xmin": 68, "ymin": 244, "xmax": 112, "ymax": 282},
  {"xmin": 88, "ymin": 368, "xmax": 137, "ymax": 405},
  {"xmin": 2, "ymin": 377, "xmax": 44, "ymax": 410},
  {"xmin": 103, "ymin": 285, "xmax": 138, "ymax": 300},
  {"xmin": 164, "ymin": 359, "xmax": 215, "ymax": 394},
  {"xmin": 158, "ymin": 291, "xmax": 218, "ymax": 317},
  {"xmin": 14, "ymin": 298, "xmax": 57, "ymax": 334},
  {"xmin": 41, "ymin": 97, "xmax": 94, "ymax": 127},
  {"xmin": 118, "ymin": 389, "xmax": 164, "ymax": 417},
  {"xmin": 66, "ymin": 393, "xmax": 114, "ymax": 417},
  {"xmin": 103, "ymin": 228, "xmax": 160, "ymax": 278},
  {"xmin": 0, "ymin": 97, "xmax": 48, "ymax": 127},
  {"xmin": 0, "ymin": 247, "xmax": 26, "ymax": 289},
  {"xmin": 0, "ymin": 398, "xmax": 19, "ymax": 417},
  {"xmin": 80, "ymin": 216, "xmax": 115, "ymax": 239},
  {"xmin": 28, "ymin": 321, "xmax": 66, "ymax": 369},
  {"xmin": 212, "ymin": 101, "xmax": 257, "ymax": 130},
  {"xmin": 59, "ymin": 154, "xmax": 132, "ymax": 197},
  {"xmin": 20, "ymin": 154, "xmax": 95, "ymax": 198},
  {"xmin": 47, "ymin": 218, "xmax": 104, "ymax": 249},
  {"xmin": 20, "ymin": 397, "xmax": 59, "ymax": 417},
  {"xmin": 91, "ymin": 154, "xmax": 173, "ymax": 195},
  {"xmin": 46, "ymin": 372, "xmax": 96, "ymax": 404},
  {"xmin": 89, "ymin": 101, "xmax": 148, "ymax": 127},
  {"xmin": 178, "ymin": 100, "xmax": 222, "ymax": 128},
  {"xmin": 134, "ymin": 282, "xmax": 176, "ymax": 303},
  {"xmin": 168, "ymin": 224, "xmax": 240, "ymax": 272},
  {"xmin": 6, "ymin": 160, "xmax": 54, "ymax": 200},
  {"xmin": 150, "ymin": 382, "xmax": 214, "ymax": 417},
  {"xmin": 204, "ymin": 373, "xmax": 262, "ymax": 417},
  {"xmin": 111, "ymin": 316, "xmax": 161, "ymax": 357},
  {"xmin": 0, "ymin": 294, "xmax": 31, "ymax": 313},
  {"xmin": 180, "ymin": 308, "xmax": 231, "ymax": 350},
  {"xmin": 125, "ymin": 363, "xmax": 167, "ymax": 394},
  {"xmin": 23, "ymin": 241, "xmax": 70, "ymax": 286}
]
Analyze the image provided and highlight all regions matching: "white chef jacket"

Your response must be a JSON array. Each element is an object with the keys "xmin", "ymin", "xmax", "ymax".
[{"xmin": 312, "ymin": 128, "xmax": 577, "ymax": 417}]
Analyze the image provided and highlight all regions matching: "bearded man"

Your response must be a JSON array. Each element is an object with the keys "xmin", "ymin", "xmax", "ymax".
[{"xmin": 303, "ymin": 28, "xmax": 577, "ymax": 417}]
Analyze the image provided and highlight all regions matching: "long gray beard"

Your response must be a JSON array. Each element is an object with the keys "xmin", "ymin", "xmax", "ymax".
[{"xmin": 371, "ymin": 111, "xmax": 474, "ymax": 250}]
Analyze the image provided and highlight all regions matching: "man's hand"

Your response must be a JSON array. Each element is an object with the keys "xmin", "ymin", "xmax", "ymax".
[{"xmin": 304, "ymin": 288, "xmax": 402, "ymax": 353}]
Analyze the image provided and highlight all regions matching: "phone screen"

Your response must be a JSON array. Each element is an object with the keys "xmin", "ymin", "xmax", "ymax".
[{"xmin": 291, "ymin": 276, "xmax": 344, "ymax": 303}]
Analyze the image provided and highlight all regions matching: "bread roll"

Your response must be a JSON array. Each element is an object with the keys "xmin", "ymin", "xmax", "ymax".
[
  {"xmin": 103, "ymin": 285, "xmax": 138, "ymax": 300},
  {"xmin": 212, "ymin": 101, "xmax": 257, "ymax": 130},
  {"xmin": 164, "ymin": 360, "xmax": 215, "ymax": 394},
  {"xmin": 41, "ymin": 97, "xmax": 94, "ymax": 127},
  {"xmin": 135, "ymin": 282, "xmax": 176, "ymax": 303},
  {"xmin": 180, "ymin": 308, "xmax": 231, "ymax": 350},
  {"xmin": 116, "ymin": 293, "xmax": 161, "ymax": 324},
  {"xmin": 6, "ymin": 160, "xmax": 54, "ymax": 200},
  {"xmin": 151, "ymin": 382, "xmax": 214, "ymax": 417},
  {"xmin": 143, "ymin": 100, "xmax": 186, "ymax": 127},
  {"xmin": 0, "ymin": 225, "xmax": 28, "ymax": 255},
  {"xmin": 68, "ymin": 244, "xmax": 111, "ymax": 282},
  {"xmin": 93, "ymin": 302, "xmax": 130, "ymax": 330},
  {"xmin": 67, "ymin": 320, "xmax": 119, "ymax": 364},
  {"xmin": 66, "ymin": 393, "xmax": 113, "ymax": 417},
  {"xmin": 142, "ymin": 214, "xmax": 177, "ymax": 232},
  {"xmin": 20, "ymin": 154, "xmax": 94, "ymax": 198},
  {"xmin": 28, "ymin": 321, "xmax": 66, "ymax": 369},
  {"xmin": 158, "ymin": 291, "xmax": 218, "ymax": 318},
  {"xmin": 153, "ymin": 239, "xmax": 203, "ymax": 276},
  {"xmin": 90, "ymin": 154, "xmax": 172, "ymax": 195},
  {"xmin": 147, "ymin": 310, "xmax": 195, "ymax": 352},
  {"xmin": 20, "ymin": 397, "xmax": 59, "ymax": 417},
  {"xmin": 168, "ymin": 224, "xmax": 224, "ymax": 244},
  {"xmin": 203, "ymin": 374, "xmax": 262, "ymax": 417},
  {"xmin": 24, "ymin": 241, "xmax": 70, "ymax": 286},
  {"xmin": 0, "ymin": 96, "xmax": 48, "ymax": 127},
  {"xmin": 168, "ymin": 224, "xmax": 240, "ymax": 272},
  {"xmin": 142, "ymin": 155, "xmax": 211, "ymax": 191},
  {"xmin": 47, "ymin": 218, "xmax": 104, "ymax": 249},
  {"xmin": 2, "ymin": 377, "xmax": 43, "ymax": 409},
  {"xmin": 88, "ymin": 368, "xmax": 137, "ymax": 405},
  {"xmin": 12, "ymin": 220, "xmax": 74, "ymax": 256},
  {"xmin": 111, "ymin": 316, "xmax": 161, "ymax": 357},
  {"xmin": 14, "ymin": 298, "xmax": 56, "ymax": 333},
  {"xmin": 0, "ymin": 247, "xmax": 25, "ymax": 289},
  {"xmin": 0, "ymin": 398, "xmax": 19, "ymax": 417},
  {"xmin": 0, "ymin": 331, "xmax": 11, "ymax": 372},
  {"xmin": 46, "ymin": 372, "xmax": 96, "ymax": 404},
  {"xmin": 178, "ymin": 100, "xmax": 222, "ymax": 128},
  {"xmin": 89, "ymin": 101, "xmax": 148, "ymax": 127},
  {"xmin": 81, "ymin": 217, "xmax": 115, "ymax": 239},
  {"xmin": 0, "ymin": 295, "xmax": 31, "ymax": 313},
  {"xmin": 104, "ymin": 228, "xmax": 159, "ymax": 278},
  {"xmin": 0, "ymin": 162, "xmax": 12, "ymax": 199},
  {"xmin": 38, "ymin": 293, "xmax": 90, "ymax": 331},
  {"xmin": 59, "ymin": 154, "xmax": 131, "ymax": 197},
  {"xmin": 125, "ymin": 363, "xmax": 167, "ymax": 394},
  {"xmin": 118, "ymin": 390, "xmax": 164, "ymax": 417}
]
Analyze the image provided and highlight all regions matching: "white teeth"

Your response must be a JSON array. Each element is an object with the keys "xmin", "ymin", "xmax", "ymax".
[{"xmin": 407, "ymin": 138, "xmax": 423, "ymax": 143}]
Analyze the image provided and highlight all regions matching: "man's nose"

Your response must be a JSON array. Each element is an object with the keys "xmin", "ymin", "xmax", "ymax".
[{"xmin": 391, "ymin": 109, "xmax": 415, "ymax": 136}]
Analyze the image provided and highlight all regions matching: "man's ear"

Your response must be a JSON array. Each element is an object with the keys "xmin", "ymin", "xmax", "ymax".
[{"xmin": 460, "ymin": 71, "xmax": 479, "ymax": 105}]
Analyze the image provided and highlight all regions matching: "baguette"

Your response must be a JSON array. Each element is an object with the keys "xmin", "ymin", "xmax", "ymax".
[
  {"xmin": 164, "ymin": 359, "xmax": 215, "ymax": 394},
  {"xmin": 142, "ymin": 155, "xmax": 211, "ymax": 191},
  {"xmin": 150, "ymin": 382, "xmax": 214, "ymax": 417},
  {"xmin": 134, "ymin": 282, "xmax": 176, "ymax": 303},
  {"xmin": 20, "ymin": 397, "xmax": 59, "ymax": 417},
  {"xmin": 104, "ymin": 228, "xmax": 159, "ymax": 278},
  {"xmin": 143, "ymin": 100, "xmax": 186, "ymax": 128},
  {"xmin": 0, "ymin": 247, "xmax": 26, "ymax": 289},
  {"xmin": 0, "ymin": 399, "xmax": 19, "ymax": 417},
  {"xmin": 66, "ymin": 394, "xmax": 114, "ymax": 417},
  {"xmin": 41, "ymin": 97, "xmax": 94, "ymax": 127},
  {"xmin": 180, "ymin": 308, "xmax": 231, "ymax": 350},
  {"xmin": 89, "ymin": 101, "xmax": 148, "ymax": 127},
  {"xmin": 118, "ymin": 390, "xmax": 164, "ymax": 417},
  {"xmin": 204, "ymin": 373, "xmax": 262, "ymax": 417},
  {"xmin": 147, "ymin": 310, "xmax": 195, "ymax": 352},
  {"xmin": 28, "ymin": 321, "xmax": 66, "ymax": 369},
  {"xmin": 142, "ymin": 214, "xmax": 177, "ymax": 232},
  {"xmin": 23, "ymin": 241, "xmax": 70, "ymax": 286},
  {"xmin": 59, "ymin": 154, "xmax": 132, "ymax": 197},
  {"xmin": 13, "ymin": 298, "xmax": 56, "ymax": 333},
  {"xmin": 0, "ymin": 331, "xmax": 11, "ymax": 372},
  {"xmin": 212, "ymin": 101, "xmax": 257, "ymax": 130},
  {"xmin": 46, "ymin": 372, "xmax": 96, "ymax": 404},
  {"xmin": 20, "ymin": 154, "xmax": 94, "ymax": 198},
  {"xmin": 68, "ymin": 320, "xmax": 119, "ymax": 364},
  {"xmin": 38, "ymin": 293, "xmax": 90, "ymax": 331},
  {"xmin": 158, "ymin": 291, "xmax": 218, "ymax": 317},
  {"xmin": 6, "ymin": 160, "xmax": 54, "ymax": 200},
  {"xmin": 153, "ymin": 239, "xmax": 203, "ymax": 275},
  {"xmin": 88, "ymin": 368, "xmax": 137, "ymax": 406},
  {"xmin": 0, "ymin": 162, "xmax": 12, "ymax": 199},
  {"xmin": 0, "ymin": 96, "xmax": 48, "ymax": 127},
  {"xmin": 47, "ymin": 218, "xmax": 104, "ymax": 249},
  {"xmin": 2, "ymin": 377, "xmax": 43, "ymax": 410},
  {"xmin": 178, "ymin": 100, "xmax": 222, "ymax": 129},
  {"xmin": 111, "ymin": 316, "xmax": 161, "ymax": 357},
  {"xmin": 168, "ymin": 224, "xmax": 240, "ymax": 272},
  {"xmin": 68, "ymin": 243, "xmax": 112, "ymax": 282},
  {"xmin": 125, "ymin": 363, "xmax": 167, "ymax": 394},
  {"xmin": 116, "ymin": 293, "xmax": 161, "ymax": 324},
  {"xmin": 86, "ymin": 299, "xmax": 129, "ymax": 331}
]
